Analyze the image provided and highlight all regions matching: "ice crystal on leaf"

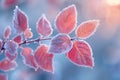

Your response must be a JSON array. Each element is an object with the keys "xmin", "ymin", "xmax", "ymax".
[
  {"xmin": 5, "ymin": 51, "xmax": 17, "ymax": 61},
  {"xmin": 67, "ymin": 40, "xmax": 94, "ymax": 68},
  {"xmin": 13, "ymin": 6, "xmax": 28, "ymax": 34},
  {"xmin": 76, "ymin": 20, "xmax": 99, "ymax": 39},
  {"xmin": 55, "ymin": 5, "xmax": 77, "ymax": 34},
  {"xmin": 49, "ymin": 33, "xmax": 72, "ymax": 54},
  {"xmin": 21, "ymin": 47, "xmax": 38, "ymax": 70},
  {"xmin": 24, "ymin": 28, "xmax": 33, "ymax": 39},
  {"xmin": 13, "ymin": 35, "xmax": 22, "ymax": 44},
  {"xmin": 4, "ymin": 26, "xmax": 11, "ymax": 39},
  {"xmin": 34, "ymin": 44, "xmax": 54, "ymax": 73},
  {"xmin": 36, "ymin": 14, "xmax": 53, "ymax": 36},
  {"xmin": 4, "ymin": 40, "xmax": 18, "ymax": 55},
  {"xmin": 0, "ymin": 58, "xmax": 17, "ymax": 72}
]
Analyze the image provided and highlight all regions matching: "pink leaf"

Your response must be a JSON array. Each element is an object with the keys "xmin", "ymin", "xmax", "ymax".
[
  {"xmin": 21, "ymin": 47, "xmax": 38, "ymax": 70},
  {"xmin": 5, "ymin": 51, "xmax": 17, "ymax": 61},
  {"xmin": 55, "ymin": 4, "xmax": 77, "ymax": 34},
  {"xmin": 13, "ymin": 6, "xmax": 28, "ymax": 33},
  {"xmin": 76, "ymin": 20, "xmax": 99, "ymax": 39},
  {"xmin": 2, "ymin": 0, "xmax": 18, "ymax": 9},
  {"xmin": 34, "ymin": 44, "xmax": 54, "ymax": 73},
  {"xmin": 0, "ymin": 73, "xmax": 8, "ymax": 80},
  {"xmin": 49, "ymin": 33, "xmax": 72, "ymax": 54},
  {"xmin": 24, "ymin": 28, "xmax": 33, "ymax": 39},
  {"xmin": 13, "ymin": 35, "xmax": 22, "ymax": 44},
  {"xmin": 36, "ymin": 14, "xmax": 53, "ymax": 36},
  {"xmin": 0, "ymin": 39, "xmax": 2, "ymax": 50},
  {"xmin": 67, "ymin": 40, "xmax": 94, "ymax": 68},
  {"xmin": 0, "ymin": 58, "xmax": 17, "ymax": 72},
  {"xmin": 4, "ymin": 40, "xmax": 18, "ymax": 55},
  {"xmin": 4, "ymin": 26, "xmax": 11, "ymax": 39}
]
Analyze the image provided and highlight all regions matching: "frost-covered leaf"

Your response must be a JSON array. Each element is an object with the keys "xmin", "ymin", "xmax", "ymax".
[
  {"xmin": 21, "ymin": 47, "xmax": 38, "ymax": 70},
  {"xmin": 67, "ymin": 40, "xmax": 94, "ymax": 68},
  {"xmin": 13, "ymin": 35, "xmax": 22, "ymax": 44},
  {"xmin": 0, "ymin": 73, "xmax": 8, "ymax": 80},
  {"xmin": 34, "ymin": 44, "xmax": 54, "ymax": 73},
  {"xmin": 5, "ymin": 51, "xmax": 17, "ymax": 61},
  {"xmin": 76, "ymin": 20, "xmax": 99, "ymax": 39},
  {"xmin": 4, "ymin": 40, "xmax": 18, "ymax": 55},
  {"xmin": 49, "ymin": 33, "xmax": 72, "ymax": 54},
  {"xmin": 36, "ymin": 14, "xmax": 53, "ymax": 36},
  {"xmin": 4, "ymin": 26, "xmax": 11, "ymax": 39},
  {"xmin": 0, "ymin": 58, "xmax": 17, "ymax": 72},
  {"xmin": 24, "ymin": 28, "xmax": 33, "ymax": 39},
  {"xmin": 2, "ymin": 0, "xmax": 18, "ymax": 9},
  {"xmin": 55, "ymin": 4, "xmax": 77, "ymax": 34},
  {"xmin": 13, "ymin": 6, "xmax": 28, "ymax": 33}
]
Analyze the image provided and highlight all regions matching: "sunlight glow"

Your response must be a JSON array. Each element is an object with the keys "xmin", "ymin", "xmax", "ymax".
[{"xmin": 106, "ymin": 0, "xmax": 120, "ymax": 5}]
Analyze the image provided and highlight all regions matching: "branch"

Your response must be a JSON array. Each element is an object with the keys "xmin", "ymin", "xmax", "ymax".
[
  {"xmin": 19, "ymin": 37, "xmax": 52, "ymax": 46},
  {"xmin": 0, "ymin": 37, "xmax": 77, "ymax": 53}
]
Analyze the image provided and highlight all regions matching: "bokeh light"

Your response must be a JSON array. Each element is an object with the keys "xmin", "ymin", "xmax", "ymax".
[{"xmin": 106, "ymin": 0, "xmax": 120, "ymax": 5}]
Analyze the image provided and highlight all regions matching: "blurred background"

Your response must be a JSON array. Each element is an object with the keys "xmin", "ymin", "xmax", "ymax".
[{"xmin": 0, "ymin": 0, "xmax": 120, "ymax": 80}]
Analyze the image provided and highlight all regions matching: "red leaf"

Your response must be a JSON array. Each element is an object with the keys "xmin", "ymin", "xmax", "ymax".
[
  {"xmin": 55, "ymin": 4, "xmax": 77, "ymax": 34},
  {"xmin": 0, "ymin": 58, "xmax": 17, "ymax": 72},
  {"xmin": 67, "ymin": 40, "xmax": 94, "ymax": 68},
  {"xmin": 4, "ymin": 40, "xmax": 18, "ymax": 55},
  {"xmin": 0, "ymin": 39, "xmax": 2, "ymax": 50},
  {"xmin": 34, "ymin": 44, "xmax": 54, "ymax": 73},
  {"xmin": 13, "ymin": 35, "xmax": 22, "ymax": 44},
  {"xmin": 4, "ymin": 26, "xmax": 11, "ymax": 39},
  {"xmin": 13, "ymin": 6, "xmax": 28, "ymax": 33},
  {"xmin": 49, "ymin": 33, "xmax": 72, "ymax": 54},
  {"xmin": 2, "ymin": 0, "xmax": 18, "ymax": 9},
  {"xmin": 76, "ymin": 20, "xmax": 99, "ymax": 39},
  {"xmin": 21, "ymin": 47, "xmax": 38, "ymax": 70},
  {"xmin": 24, "ymin": 28, "xmax": 33, "ymax": 39},
  {"xmin": 0, "ymin": 73, "xmax": 8, "ymax": 80},
  {"xmin": 5, "ymin": 51, "xmax": 17, "ymax": 61},
  {"xmin": 36, "ymin": 14, "xmax": 53, "ymax": 36}
]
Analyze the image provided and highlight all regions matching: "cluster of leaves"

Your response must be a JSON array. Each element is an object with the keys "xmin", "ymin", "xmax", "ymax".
[{"xmin": 0, "ymin": 4, "xmax": 99, "ymax": 80}]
